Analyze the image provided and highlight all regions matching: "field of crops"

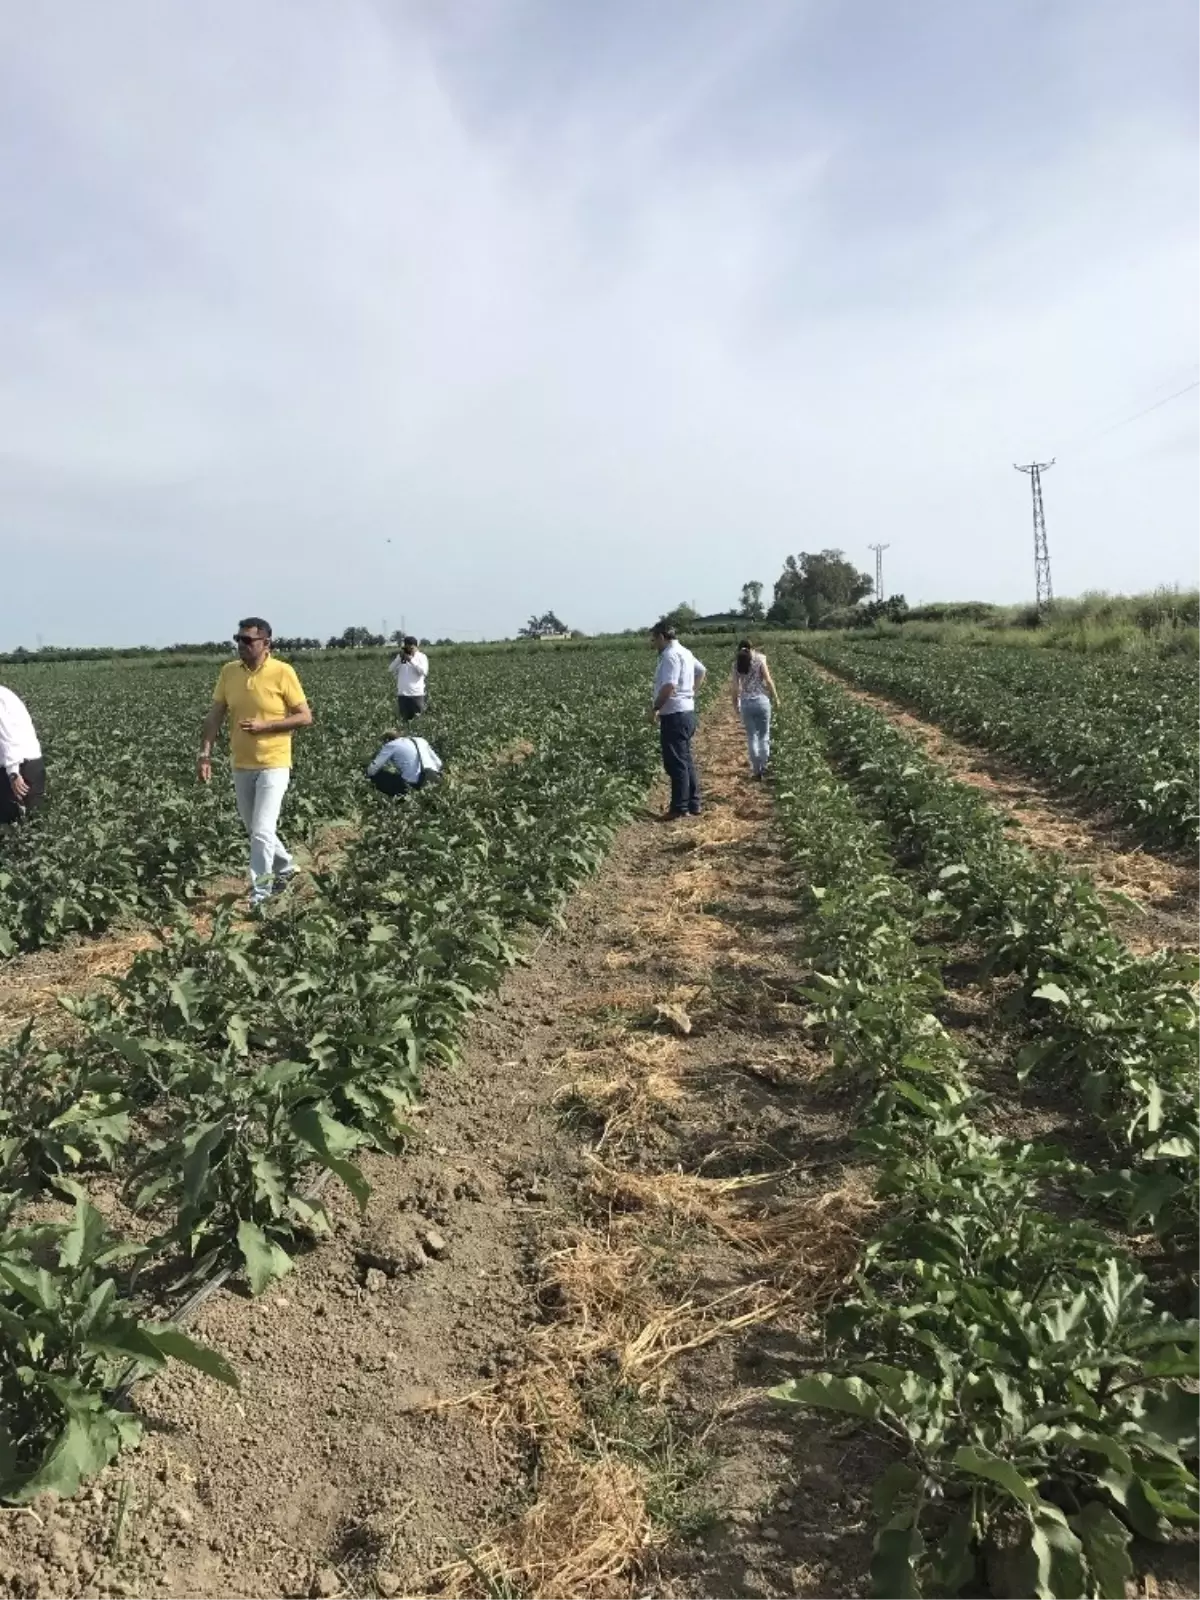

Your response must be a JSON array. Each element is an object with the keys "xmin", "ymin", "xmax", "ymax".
[
  {"xmin": 766, "ymin": 647, "xmax": 1198, "ymax": 1598},
  {"xmin": 797, "ymin": 637, "xmax": 1199, "ymax": 852},
  {"xmin": 0, "ymin": 645, "xmax": 661, "ymax": 1502},
  {"xmin": 0, "ymin": 650, "xmax": 625, "ymax": 958},
  {"xmin": 0, "ymin": 636, "xmax": 1195, "ymax": 1600}
]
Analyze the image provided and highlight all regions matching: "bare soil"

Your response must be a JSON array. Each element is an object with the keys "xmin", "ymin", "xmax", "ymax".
[{"xmin": 808, "ymin": 664, "xmax": 1198, "ymax": 954}]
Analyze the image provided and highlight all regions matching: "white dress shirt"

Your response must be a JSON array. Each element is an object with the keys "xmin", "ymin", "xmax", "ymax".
[
  {"xmin": 653, "ymin": 643, "xmax": 706, "ymax": 715},
  {"xmin": 366, "ymin": 735, "xmax": 443, "ymax": 784},
  {"xmin": 0, "ymin": 686, "xmax": 42, "ymax": 775},
  {"xmin": 388, "ymin": 650, "xmax": 429, "ymax": 697}
]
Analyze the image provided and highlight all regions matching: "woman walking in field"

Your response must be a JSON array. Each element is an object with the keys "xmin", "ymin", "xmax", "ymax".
[{"xmin": 731, "ymin": 640, "xmax": 778, "ymax": 779}]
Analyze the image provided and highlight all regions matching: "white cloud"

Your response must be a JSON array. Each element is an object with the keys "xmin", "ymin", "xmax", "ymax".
[{"xmin": 0, "ymin": 0, "xmax": 1194, "ymax": 646}]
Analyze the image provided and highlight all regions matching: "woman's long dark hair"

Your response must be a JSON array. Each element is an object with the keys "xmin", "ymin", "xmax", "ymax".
[{"xmin": 735, "ymin": 639, "xmax": 754, "ymax": 675}]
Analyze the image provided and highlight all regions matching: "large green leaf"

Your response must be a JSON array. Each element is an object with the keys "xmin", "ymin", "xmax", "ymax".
[
  {"xmin": 869, "ymin": 1516, "xmax": 923, "ymax": 1599},
  {"xmin": 181, "ymin": 1120, "xmax": 228, "ymax": 1207},
  {"xmin": 952, "ymin": 1445, "xmax": 1035, "ymax": 1505},
  {"xmin": 771, "ymin": 1373, "xmax": 882, "ymax": 1420},
  {"xmin": 289, "ymin": 1104, "xmax": 362, "ymax": 1161},
  {"xmin": 870, "ymin": 1461, "xmax": 920, "ymax": 1520},
  {"xmin": 1139, "ymin": 1388, "xmax": 1200, "ymax": 1452},
  {"xmin": 9, "ymin": 1411, "xmax": 128, "ymax": 1504},
  {"xmin": 235, "ymin": 1219, "xmax": 293, "ymax": 1296},
  {"xmin": 1070, "ymin": 1502, "xmax": 1132, "ymax": 1600},
  {"xmin": 321, "ymin": 1155, "xmax": 371, "ymax": 1215},
  {"xmin": 58, "ymin": 1193, "xmax": 108, "ymax": 1269},
  {"xmin": 0, "ymin": 1259, "xmax": 59, "ymax": 1312},
  {"xmin": 1028, "ymin": 1505, "xmax": 1087, "ymax": 1600},
  {"xmin": 144, "ymin": 1324, "xmax": 239, "ymax": 1388},
  {"xmin": 289, "ymin": 1107, "xmax": 370, "ymax": 1212},
  {"xmin": 927, "ymin": 1507, "xmax": 976, "ymax": 1595}
]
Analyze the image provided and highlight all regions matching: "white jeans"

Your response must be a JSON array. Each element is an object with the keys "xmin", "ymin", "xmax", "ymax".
[{"xmin": 232, "ymin": 768, "xmax": 293, "ymax": 902}]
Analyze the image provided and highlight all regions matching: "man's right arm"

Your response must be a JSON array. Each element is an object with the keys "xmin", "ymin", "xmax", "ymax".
[
  {"xmin": 367, "ymin": 738, "xmax": 400, "ymax": 777},
  {"xmin": 0, "ymin": 700, "xmax": 27, "ymax": 798},
  {"xmin": 0, "ymin": 698, "xmax": 17, "ymax": 777},
  {"xmin": 198, "ymin": 684, "xmax": 227, "ymax": 783}
]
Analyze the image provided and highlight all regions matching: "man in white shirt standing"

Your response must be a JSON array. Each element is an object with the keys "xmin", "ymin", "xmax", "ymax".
[
  {"xmin": 365, "ymin": 731, "xmax": 444, "ymax": 798},
  {"xmin": 387, "ymin": 636, "xmax": 430, "ymax": 722},
  {"xmin": 0, "ymin": 684, "xmax": 46, "ymax": 825},
  {"xmin": 647, "ymin": 620, "xmax": 707, "ymax": 820}
]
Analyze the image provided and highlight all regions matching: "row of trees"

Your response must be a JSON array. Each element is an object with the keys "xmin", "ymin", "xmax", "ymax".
[
  {"xmin": 654, "ymin": 553, "xmax": 887, "ymax": 635},
  {"xmin": 0, "ymin": 629, "xmax": 427, "ymax": 664}
]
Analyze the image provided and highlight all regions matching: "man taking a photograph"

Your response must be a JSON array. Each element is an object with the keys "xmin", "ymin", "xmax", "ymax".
[
  {"xmin": 388, "ymin": 635, "xmax": 429, "ymax": 722},
  {"xmin": 197, "ymin": 617, "xmax": 313, "ymax": 907}
]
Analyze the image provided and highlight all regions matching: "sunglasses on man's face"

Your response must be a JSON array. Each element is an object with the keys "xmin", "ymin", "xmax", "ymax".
[{"xmin": 234, "ymin": 633, "xmax": 265, "ymax": 645}]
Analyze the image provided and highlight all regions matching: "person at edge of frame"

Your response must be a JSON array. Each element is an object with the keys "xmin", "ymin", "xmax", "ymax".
[
  {"xmin": 364, "ymin": 729, "xmax": 444, "ymax": 798},
  {"xmin": 388, "ymin": 635, "xmax": 429, "ymax": 722},
  {"xmin": 0, "ymin": 682, "xmax": 46, "ymax": 825},
  {"xmin": 197, "ymin": 617, "xmax": 313, "ymax": 908},
  {"xmin": 647, "ymin": 619, "xmax": 707, "ymax": 820}
]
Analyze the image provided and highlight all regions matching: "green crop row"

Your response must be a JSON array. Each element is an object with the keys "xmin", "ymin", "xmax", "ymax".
[
  {"xmin": 767, "ymin": 676, "xmax": 1199, "ymax": 1600},
  {"xmin": 0, "ymin": 650, "xmax": 578, "ymax": 958},
  {"xmin": 788, "ymin": 657, "xmax": 1198, "ymax": 1254},
  {"xmin": 798, "ymin": 637, "xmax": 1199, "ymax": 852},
  {"xmin": 0, "ymin": 647, "xmax": 662, "ymax": 1503}
]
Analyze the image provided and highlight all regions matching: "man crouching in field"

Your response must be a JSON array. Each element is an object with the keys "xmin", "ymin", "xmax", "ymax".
[{"xmin": 197, "ymin": 617, "xmax": 312, "ymax": 907}]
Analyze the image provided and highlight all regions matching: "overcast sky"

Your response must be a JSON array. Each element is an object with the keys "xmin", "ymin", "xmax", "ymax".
[{"xmin": 0, "ymin": 0, "xmax": 1196, "ymax": 647}]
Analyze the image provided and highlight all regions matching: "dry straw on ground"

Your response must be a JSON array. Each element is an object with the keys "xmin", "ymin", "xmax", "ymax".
[
  {"xmin": 433, "ymin": 1451, "xmax": 659, "ymax": 1600},
  {"xmin": 433, "ymin": 705, "xmax": 872, "ymax": 1598},
  {"xmin": 0, "ymin": 927, "xmax": 160, "ymax": 1043}
]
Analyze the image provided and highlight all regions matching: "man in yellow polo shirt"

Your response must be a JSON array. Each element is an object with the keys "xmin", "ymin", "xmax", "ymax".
[{"xmin": 197, "ymin": 617, "xmax": 313, "ymax": 906}]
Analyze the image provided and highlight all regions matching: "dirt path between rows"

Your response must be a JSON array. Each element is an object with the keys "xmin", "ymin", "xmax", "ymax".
[
  {"xmin": 807, "ymin": 662, "xmax": 1198, "ymax": 954},
  {"xmin": 0, "ymin": 702, "xmax": 877, "ymax": 1600}
]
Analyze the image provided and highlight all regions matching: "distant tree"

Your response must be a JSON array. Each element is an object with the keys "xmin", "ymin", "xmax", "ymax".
[
  {"xmin": 766, "ymin": 550, "xmax": 873, "ymax": 628},
  {"xmin": 326, "ymin": 625, "xmax": 384, "ymax": 649},
  {"xmin": 738, "ymin": 581, "xmax": 765, "ymax": 623},
  {"xmin": 820, "ymin": 594, "xmax": 909, "ymax": 631},
  {"xmin": 665, "ymin": 602, "xmax": 699, "ymax": 628},
  {"xmin": 518, "ymin": 611, "xmax": 570, "ymax": 638}
]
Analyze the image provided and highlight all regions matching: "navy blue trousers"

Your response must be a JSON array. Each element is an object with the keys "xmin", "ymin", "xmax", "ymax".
[{"xmin": 659, "ymin": 711, "xmax": 701, "ymax": 815}]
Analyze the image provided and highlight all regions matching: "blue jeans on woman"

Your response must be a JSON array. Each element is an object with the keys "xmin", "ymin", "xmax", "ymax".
[{"xmin": 740, "ymin": 694, "xmax": 772, "ymax": 775}]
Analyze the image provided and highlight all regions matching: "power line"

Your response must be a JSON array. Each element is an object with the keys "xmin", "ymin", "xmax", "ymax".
[
  {"xmin": 1084, "ymin": 378, "xmax": 1199, "ymax": 439},
  {"xmin": 1062, "ymin": 376, "xmax": 1200, "ymax": 458},
  {"xmin": 1014, "ymin": 460, "xmax": 1054, "ymax": 612},
  {"xmin": 867, "ymin": 543, "xmax": 889, "ymax": 601}
]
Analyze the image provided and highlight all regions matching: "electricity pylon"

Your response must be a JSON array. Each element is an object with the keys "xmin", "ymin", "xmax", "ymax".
[
  {"xmin": 1014, "ymin": 460, "xmax": 1055, "ymax": 611},
  {"xmin": 867, "ymin": 543, "xmax": 889, "ymax": 601}
]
